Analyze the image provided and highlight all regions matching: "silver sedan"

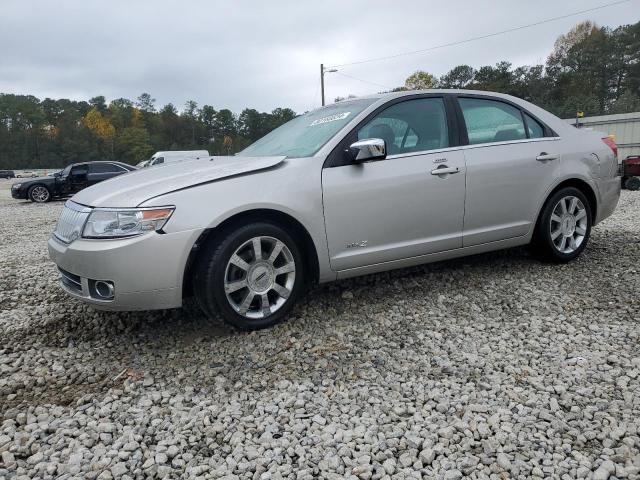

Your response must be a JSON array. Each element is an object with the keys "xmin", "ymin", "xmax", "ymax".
[{"xmin": 48, "ymin": 90, "xmax": 621, "ymax": 329}]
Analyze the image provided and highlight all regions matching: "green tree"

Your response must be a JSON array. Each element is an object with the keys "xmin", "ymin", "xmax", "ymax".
[
  {"xmin": 136, "ymin": 93, "xmax": 156, "ymax": 113},
  {"xmin": 472, "ymin": 62, "xmax": 516, "ymax": 94},
  {"xmin": 439, "ymin": 65, "xmax": 475, "ymax": 88},
  {"xmin": 404, "ymin": 71, "xmax": 438, "ymax": 90}
]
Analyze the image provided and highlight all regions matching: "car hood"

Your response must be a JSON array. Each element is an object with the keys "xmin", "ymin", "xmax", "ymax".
[
  {"xmin": 15, "ymin": 176, "xmax": 54, "ymax": 185},
  {"xmin": 71, "ymin": 155, "xmax": 286, "ymax": 207}
]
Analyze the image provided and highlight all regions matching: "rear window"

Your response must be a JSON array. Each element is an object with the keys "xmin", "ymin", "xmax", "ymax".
[{"xmin": 90, "ymin": 163, "xmax": 126, "ymax": 173}]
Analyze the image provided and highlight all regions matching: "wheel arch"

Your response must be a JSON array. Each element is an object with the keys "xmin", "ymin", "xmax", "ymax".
[
  {"xmin": 182, "ymin": 208, "xmax": 320, "ymax": 299},
  {"xmin": 538, "ymin": 178, "xmax": 598, "ymax": 225}
]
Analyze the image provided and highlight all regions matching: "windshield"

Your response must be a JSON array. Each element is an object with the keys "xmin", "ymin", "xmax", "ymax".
[
  {"xmin": 240, "ymin": 99, "xmax": 377, "ymax": 158},
  {"xmin": 59, "ymin": 165, "xmax": 72, "ymax": 176}
]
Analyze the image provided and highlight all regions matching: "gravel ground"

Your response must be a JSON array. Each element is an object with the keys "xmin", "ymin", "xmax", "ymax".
[{"xmin": 0, "ymin": 178, "xmax": 639, "ymax": 480}]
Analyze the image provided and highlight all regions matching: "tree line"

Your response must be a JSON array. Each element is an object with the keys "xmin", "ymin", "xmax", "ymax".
[
  {"xmin": 1, "ymin": 20, "xmax": 638, "ymax": 170},
  {"xmin": 0, "ymin": 92, "xmax": 297, "ymax": 169},
  {"xmin": 367, "ymin": 20, "xmax": 639, "ymax": 118}
]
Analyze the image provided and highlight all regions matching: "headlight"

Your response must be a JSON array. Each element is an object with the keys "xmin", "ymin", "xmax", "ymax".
[
  {"xmin": 12, "ymin": 183, "xmax": 21, "ymax": 189},
  {"xmin": 82, "ymin": 207, "xmax": 174, "ymax": 238}
]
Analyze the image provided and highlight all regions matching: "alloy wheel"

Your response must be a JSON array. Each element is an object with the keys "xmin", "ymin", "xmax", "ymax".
[
  {"xmin": 549, "ymin": 195, "xmax": 588, "ymax": 254},
  {"xmin": 223, "ymin": 236, "xmax": 296, "ymax": 319},
  {"xmin": 30, "ymin": 186, "xmax": 50, "ymax": 203}
]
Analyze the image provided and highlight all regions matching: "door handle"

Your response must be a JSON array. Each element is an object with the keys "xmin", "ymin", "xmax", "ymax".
[
  {"xmin": 431, "ymin": 166, "xmax": 460, "ymax": 175},
  {"xmin": 536, "ymin": 152, "xmax": 558, "ymax": 161}
]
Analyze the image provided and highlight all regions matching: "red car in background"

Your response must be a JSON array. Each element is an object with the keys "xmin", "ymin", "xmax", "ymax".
[{"xmin": 623, "ymin": 155, "xmax": 640, "ymax": 190}]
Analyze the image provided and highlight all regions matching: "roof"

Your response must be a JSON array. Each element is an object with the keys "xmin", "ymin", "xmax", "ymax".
[{"xmin": 352, "ymin": 88, "xmax": 522, "ymax": 102}]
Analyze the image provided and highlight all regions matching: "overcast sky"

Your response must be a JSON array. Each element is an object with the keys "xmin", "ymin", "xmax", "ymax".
[{"xmin": 1, "ymin": 0, "xmax": 638, "ymax": 113}]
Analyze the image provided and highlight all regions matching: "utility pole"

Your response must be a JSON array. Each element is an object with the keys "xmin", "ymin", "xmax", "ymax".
[
  {"xmin": 320, "ymin": 64, "xmax": 337, "ymax": 107},
  {"xmin": 321, "ymin": 64, "xmax": 325, "ymax": 106}
]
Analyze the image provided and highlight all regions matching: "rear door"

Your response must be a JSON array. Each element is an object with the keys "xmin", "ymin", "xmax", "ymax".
[
  {"xmin": 456, "ymin": 96, "xmax": 562, "ymax": 246},
  {"xmin": 322, "ymin": 96, "xmax": 467, "ymax": 271}
]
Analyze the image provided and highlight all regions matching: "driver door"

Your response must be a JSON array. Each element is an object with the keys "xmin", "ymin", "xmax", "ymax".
[
  {"xmin": 322, "ymin": 97, "xmax": 466, "ymax": 272},
  {"xmin": 66, "ymin": 164, "xmax": 89, "ymax": 194}
]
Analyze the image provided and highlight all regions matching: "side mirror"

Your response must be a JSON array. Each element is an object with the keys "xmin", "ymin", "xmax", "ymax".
[{"xmin": 347, "ymin": 138, "xmax": 386, "ymax": 163}]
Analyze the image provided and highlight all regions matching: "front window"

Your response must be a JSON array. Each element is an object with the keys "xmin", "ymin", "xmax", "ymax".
[
  {"xmin": 240, "ymin": 99, "xmax": 377, "ymax": 158},
  {"xmin": 357, "ymin": 98, "xmax": 449, "ymax": 156}
]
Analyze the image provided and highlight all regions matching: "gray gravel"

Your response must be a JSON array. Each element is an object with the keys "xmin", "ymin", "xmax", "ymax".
[{"xmin": 0, "ymin": 178, "xmax": 639, "ymax": 480}]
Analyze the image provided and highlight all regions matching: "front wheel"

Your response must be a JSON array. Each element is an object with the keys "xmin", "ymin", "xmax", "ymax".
[
  {"xmin": 28, "ymin": 185, "xmax": 51, "ymax": 203},
  {"xmin": 194, "ymin": 222, "xmax": 305, "ymax": 330},
  {"xmin": 532, "ymin": 187, "xmax": 592, "ymax": 262}
]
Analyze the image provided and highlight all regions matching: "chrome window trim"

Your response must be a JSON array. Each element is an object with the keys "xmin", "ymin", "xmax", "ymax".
[
  {"xmin": 383, "ymin": 136, "xmax": 561, "ymax": 161},
  {"xmin": 459, "ymin": 136, "xmax": 562, "ymax": 151},
  {"xmin": 385, "ymin": 145, "xmax": 465, "ymax": 161}
]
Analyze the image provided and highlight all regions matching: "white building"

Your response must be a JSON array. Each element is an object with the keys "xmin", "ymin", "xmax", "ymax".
[{"xmin": 565, "ymin": 111, "xmax": 640, "ymax": 159}]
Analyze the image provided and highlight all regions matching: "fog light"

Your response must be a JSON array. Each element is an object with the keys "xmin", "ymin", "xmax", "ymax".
[{"xmin": 92, "ymin": 280, "xmax": 115, "ymax": 300}]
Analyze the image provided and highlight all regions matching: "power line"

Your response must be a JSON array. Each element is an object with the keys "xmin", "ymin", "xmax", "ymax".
[
  {"xmin": 333, "ymin": 71, "xmax": 392, "ymax": 90},
  {"xmin": 328, "ymin": 0, "xmax": 634, "ymax": 68}
]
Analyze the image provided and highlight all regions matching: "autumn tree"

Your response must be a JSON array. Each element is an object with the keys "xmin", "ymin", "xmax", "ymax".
[{"xmin": 82, "ymin": 107, "xmax": 115, "ymax": 157}]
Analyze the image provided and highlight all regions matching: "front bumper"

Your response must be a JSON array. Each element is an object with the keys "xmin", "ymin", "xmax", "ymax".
[
  {"xmin": 48, "ymin": 228, "xmax": 202, "ymax": 311},
  {"xmin": 11, "ymin": 186, "xmax": 27, "ymax": 199}
]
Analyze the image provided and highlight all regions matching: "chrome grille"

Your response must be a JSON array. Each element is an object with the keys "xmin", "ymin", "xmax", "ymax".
[{"xmin": 54, "ymin": 201, "xmax": 91, "ymax": 243}]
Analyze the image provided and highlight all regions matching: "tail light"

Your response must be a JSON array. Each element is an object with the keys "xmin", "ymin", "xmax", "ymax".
[
  {"xmin": 602, "ymin": 136, "xmax": 621, "ymax": 176},
  {"xmin": 602, "ymin": 136, "xmax": 618, "ymax": 158}
]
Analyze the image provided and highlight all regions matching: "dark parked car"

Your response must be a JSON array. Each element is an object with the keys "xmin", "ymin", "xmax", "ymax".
[
  {"xmin": 622, "ymin": 155, "xmax": 640, "ymax": 190},
  {"xmin": 11, "ymin": 161, "xmax": 136, "ymax": 203},
  {"xmin": 0, "ymin": 170, "xmax": 16, "ymax": 179}
]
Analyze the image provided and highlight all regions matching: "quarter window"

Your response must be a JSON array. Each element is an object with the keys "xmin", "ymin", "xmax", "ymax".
[
  {"xmin": 459, "ymin": 98, "xmax": 527, "ymax": 145},
  {"xmin": 357, "ymin": 98, "xmax": 449, "ymax": 156},
  {"xmin": 524, "ymin": 112, "xmax": 545, "ymax": 139}
]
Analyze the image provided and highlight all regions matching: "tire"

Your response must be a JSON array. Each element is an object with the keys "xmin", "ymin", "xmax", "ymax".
[
  {"xmin": 28, "ymin": 184, "xmax": 51, "ymax": 203},
  {"xmin": 532, "ymin": 187, "xmax": 592, "ymax": 263},
  {"xmin": 625, "ymin": 176, "xmax": 640, "ymax": 191},
  {"xmin": 194, "ymin": 222, "xmax": 305, "ymax": 330}
]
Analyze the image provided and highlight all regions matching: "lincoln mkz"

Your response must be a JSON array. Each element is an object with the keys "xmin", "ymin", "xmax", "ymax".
[{"xmin": 48, "ymin": 90, "xmax": 621, "ymax": 329}]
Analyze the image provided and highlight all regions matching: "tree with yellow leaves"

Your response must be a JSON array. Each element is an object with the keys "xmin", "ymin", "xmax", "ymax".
[{"xmin": 82, "ymin": 107, "xmax": 116, "ymax": 142}]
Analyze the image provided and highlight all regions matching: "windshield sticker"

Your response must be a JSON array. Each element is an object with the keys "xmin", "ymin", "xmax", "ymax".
[{"xmin": 309, "ymin": 112, "xmax": 351, "ymax": 126}]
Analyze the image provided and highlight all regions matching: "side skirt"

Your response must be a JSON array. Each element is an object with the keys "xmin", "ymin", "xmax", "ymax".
[{"xmin": 335, "ymin": 235, "xmax": 531, "ymax": 280}]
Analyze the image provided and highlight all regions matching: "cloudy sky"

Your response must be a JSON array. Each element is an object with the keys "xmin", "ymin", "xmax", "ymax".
[{"xmin": 2, "ymin": 0, "xmax": 638, "ymax": 113}]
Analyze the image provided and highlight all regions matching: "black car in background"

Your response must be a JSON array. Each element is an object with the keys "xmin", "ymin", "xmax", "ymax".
[
  {"xmin": 0, "ymin": 170, "xmax": 16, "ymax": 179},
  {"xmin": 11, "ymin": 161, "xmax": 136, "ymax": 203}
]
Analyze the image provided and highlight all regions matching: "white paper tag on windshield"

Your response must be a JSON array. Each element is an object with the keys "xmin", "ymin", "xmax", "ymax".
[{"xmin": 310, "ymin": 112, "xmax": 351, "ymax": 126}]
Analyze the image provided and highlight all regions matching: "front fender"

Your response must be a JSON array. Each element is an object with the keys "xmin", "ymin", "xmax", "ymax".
[{"xmin": 139, "ymin": 158, "xmax": 336, "ymax": 283}]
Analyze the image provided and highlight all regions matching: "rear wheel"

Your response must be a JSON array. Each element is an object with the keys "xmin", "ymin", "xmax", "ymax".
[
  {"xmin": 194, "ymin": 222, "xmax": 304, "ymax": 330},
  {"xmin": 28, "ymin": 185, "xmax": 51, "ymax": 203},
  {"xmin": 532, "ymin": 187, "xmax": 592, "ymax": 262}
]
